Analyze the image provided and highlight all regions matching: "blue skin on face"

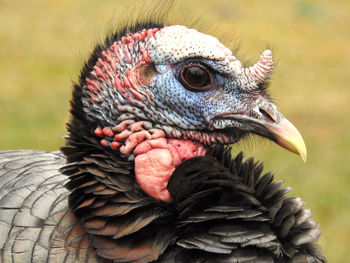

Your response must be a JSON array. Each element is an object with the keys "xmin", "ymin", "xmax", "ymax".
[{"xmin": 149, "ymin": 58, "xmax": 268, "ymax": 132}]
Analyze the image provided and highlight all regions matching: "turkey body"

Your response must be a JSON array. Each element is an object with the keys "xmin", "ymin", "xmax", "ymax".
[
  {"xmin": 0, "ymin": 19, "xmax": 326, "ymax": 263},
  {"xmin": 0, "ymin": 151, "xmax": 75, "ymax": 263},
  {"xmin": 0, "ymin": 149, "xmax": 325, "ymax": 262}
]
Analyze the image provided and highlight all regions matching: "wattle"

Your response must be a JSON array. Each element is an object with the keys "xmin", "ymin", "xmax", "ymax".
[{"xmin": 133, "ymin": 138, "xmax": 206, "ymax": 201}]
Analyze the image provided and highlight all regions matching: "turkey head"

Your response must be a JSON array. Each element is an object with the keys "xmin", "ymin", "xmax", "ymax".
[
  {"xmin": 60, "ymin": 22, "xmax": 322, "ymax": 263},
  {"xmin": 66, "ymin": 23, "xmax": 306, "ymax": 202}
]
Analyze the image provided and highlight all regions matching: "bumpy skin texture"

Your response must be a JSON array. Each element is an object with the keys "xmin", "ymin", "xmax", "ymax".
[
  {"xmin": 80, "ymin": 25, "xmax": 277, "ymax": 146},
  {"xmin": 78, "ymin": 24, "xmax": 279, "ymax": 201},
  {"xmin": 134, "ymin": 138, "xmax": 206, "ymax": 201}
]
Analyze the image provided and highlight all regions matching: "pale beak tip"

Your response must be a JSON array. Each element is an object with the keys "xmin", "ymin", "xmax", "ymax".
[
  {"xmin": 299, "ymin": 142, "xmax": 307, "ymax": 163},
  {"xmin": 268, "ymin": 117, "xmax": 307, "ymax": 163}
]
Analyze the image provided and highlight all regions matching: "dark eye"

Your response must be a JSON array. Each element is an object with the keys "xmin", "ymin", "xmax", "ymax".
[{"xmin": 179, "ymin": 64, "xmax": 212, "ymax": 91}]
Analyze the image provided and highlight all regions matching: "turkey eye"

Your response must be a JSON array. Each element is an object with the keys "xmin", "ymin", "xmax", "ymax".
[{"xmin": 180, "ymin": 64, "xmax": 212, "ymax": 91}]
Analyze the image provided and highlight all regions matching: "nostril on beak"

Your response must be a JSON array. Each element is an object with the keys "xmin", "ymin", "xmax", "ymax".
[{"xmin": 259, "ymin": 108, "xmax": 276, "ymax": 123}]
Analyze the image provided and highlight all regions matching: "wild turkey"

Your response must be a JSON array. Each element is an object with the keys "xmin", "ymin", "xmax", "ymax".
[{"xmin": 0, "ymin": 20, "xmax": 326, "ymax": 263}]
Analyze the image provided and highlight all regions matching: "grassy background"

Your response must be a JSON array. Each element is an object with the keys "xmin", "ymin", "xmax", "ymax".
[{"xmin": 1, "ymin": 0, "xmax": 349, "ymax": 261}]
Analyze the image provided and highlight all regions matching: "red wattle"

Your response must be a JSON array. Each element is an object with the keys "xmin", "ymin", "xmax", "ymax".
[{"xmin": 134, "ymin": 138, "xmax": 206, "ymax": 202}]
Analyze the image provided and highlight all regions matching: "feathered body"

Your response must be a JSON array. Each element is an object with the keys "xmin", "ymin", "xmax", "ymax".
[{"xmin": 0, "ymin": 19, "xmax": 325, "ymax": 263}]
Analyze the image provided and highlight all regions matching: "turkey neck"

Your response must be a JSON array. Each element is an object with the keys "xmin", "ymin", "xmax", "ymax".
[{"xmin": 60, "ymin": 116, "xmax": 177, "ymax": 260}]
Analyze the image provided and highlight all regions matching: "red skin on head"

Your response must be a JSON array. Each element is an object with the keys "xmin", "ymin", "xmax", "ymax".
[
  {"xmin": 86, "ymin": 27, "xmax": 207, "ymax": 202},
  {"xmin": 134, "ymin": 138, "xmax": 206, "ymax": 202},
  {"xmin": 97, "ymin": 122, "xmax": 206, "ymax": 202}
]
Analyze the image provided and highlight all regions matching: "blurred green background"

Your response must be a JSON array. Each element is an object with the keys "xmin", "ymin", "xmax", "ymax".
[{"xmin": 1, "ymin": 0, "xmax": 349, "ymax": 261}]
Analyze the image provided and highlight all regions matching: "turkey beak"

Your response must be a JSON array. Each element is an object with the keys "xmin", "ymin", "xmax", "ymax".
[
  {"xmin": 263, "ymin": 115, "xmax": 307, "ymax": 162},
  {"xmin": 218, "ymin": 106, "xmax": 307, "ymax": 161}
]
